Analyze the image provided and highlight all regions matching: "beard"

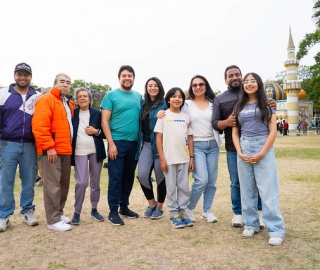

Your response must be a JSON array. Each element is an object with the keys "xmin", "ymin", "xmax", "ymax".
[
  {"xmin": 121, "ymin": 83, "xmax": 133, "ymax": 91},
  {"xmin": 228, "ymin": 81, "xmax": 241, "ymax": 91},
  {"xmin": 16, "ymin": 81, "xmax": 30, "ymax": 88}
]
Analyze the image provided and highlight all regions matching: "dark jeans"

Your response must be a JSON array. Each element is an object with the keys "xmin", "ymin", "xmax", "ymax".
[{"xmin": 107, "ymin": 140, "xmax": 138, "ymax": 213}]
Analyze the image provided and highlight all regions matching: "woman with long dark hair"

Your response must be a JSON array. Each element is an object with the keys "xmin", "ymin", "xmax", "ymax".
[
  {"xmin": 184, "ymin": 75, "xmax": 222, "ymax": 223},
  {"xmin": 138, "ymin": 77, "xmax": 167, "ymax": 219},
  {"xmin": 232, "ymin": 72, "xmax": 285, "ymax": 246}
]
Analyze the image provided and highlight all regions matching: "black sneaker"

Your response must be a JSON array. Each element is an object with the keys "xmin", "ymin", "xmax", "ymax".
[
  {"xmin": 119, "ymin": 208, "xmax": 139, "ymax": 219},
  {"xmin": 71, "ymin": 213, "xmax": 80, "ymax": 225},
  {"xmin": 90, "ymin": 209, "xmax": 104, "ymax": 222},
  {"xmin": 107, "ymin": 212, "xmax": 124, "ymax": 226}
]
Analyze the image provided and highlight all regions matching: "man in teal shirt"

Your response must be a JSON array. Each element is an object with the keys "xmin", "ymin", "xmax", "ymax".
[{"xmin": 101, "ymin": 65, "xmax": 142, "ymax": 226}]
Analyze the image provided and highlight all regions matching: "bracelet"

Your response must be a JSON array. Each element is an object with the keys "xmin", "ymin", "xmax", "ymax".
[
  {"xmin": 190, "ymin": 156, "xmax": 194, "ymax": 158},
  {"xmin": 95, "ymin": 129, "xmax": 101, "ymax": 136},
  {"xmin": 108, "ymin": 140, "xmax": 114, "ymax": 143}
]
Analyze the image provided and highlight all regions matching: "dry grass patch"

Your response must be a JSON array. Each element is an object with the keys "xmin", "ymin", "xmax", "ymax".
[{"xmin": 0, "ymin": 134, "xmax": 319, "ymax": 269}]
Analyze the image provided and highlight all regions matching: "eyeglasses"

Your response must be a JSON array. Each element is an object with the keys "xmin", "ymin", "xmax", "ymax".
[
  {"xmin": 243, "ymin": 80, "xmax": 257, "ymax": 85},
  {"xmin": 191, "ymin": 82, "xmax": 206, "ymax": 88}
]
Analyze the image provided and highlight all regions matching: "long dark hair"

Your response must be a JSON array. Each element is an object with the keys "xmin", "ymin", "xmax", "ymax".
[
  {"xmin": 142, "ymin": 77, "xmax": 165, "ymax": 120},
  {"xmin": 188, "ymin": 75, "xmax": 216, "ymax": 102},
  {"xmin": 234, "ymin": 72, "xmax": 271, "ymax": 124}
]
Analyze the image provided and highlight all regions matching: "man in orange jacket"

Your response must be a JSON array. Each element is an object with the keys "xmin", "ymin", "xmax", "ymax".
[{"xmin": 32, "ymin": 73, "xmax": 75, "ymax": 231}]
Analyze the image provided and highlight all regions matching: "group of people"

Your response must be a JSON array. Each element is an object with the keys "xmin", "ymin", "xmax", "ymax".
[{"xmin": 0, "ymin": 63, "xmax": 285, "ymax": 246}]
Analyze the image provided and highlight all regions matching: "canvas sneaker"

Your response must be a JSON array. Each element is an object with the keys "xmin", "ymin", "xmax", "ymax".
[
  {"xmin": 90, "ymin": 209, "xmax": 104, "ymax": 221},
  {"xmin": 23, "ymin": 210, "xmax": 39, "ymax": 226},
  {"xmin": 232, "ymin": 214, "xmax": 243, "ymax": 227},
  {"xmin": 180, "ymin": 210, "xmax": 194, "ymax": 227},
  {"xmin": 119, "ymin": 208, "xmax": 139, "ymax": 219},
  {"xmin": 170, "ymin": 214, "xmax": 185, "ymax": 229},
  {"xmin": 47, "ymin": 220, "xmax": 71, "ymax": 231},
  {"xmin": 61, "ymin": 215, "xmax": 71, "ymax": 224},
  {"xmin": 71, "ymin": 213, "xmax": 80, "ymax": 225},
  {"xmin": 151, "ymin": 208, "xmax": 164, "ymax": 220},
  {"xmin": 243, "ymin": 228, "xmax": 256, "ymax": 237},
  {"xmin": 259, "ymin": 211, "xmax": 265, "ymax": 229},
  {"xmin": 0, "ymin": 217, "xmax": 11, "ymax": 232},
  {"xmin": 268, "ymin": 237, "xmax": 284, "ymax": 246},
  {"xmin": 186, "ymin": 208, "xmax": 196, "ymax": 222},
  {"xmin": 201, "ymin": 212, "xmax": 218, "ymax": 223},
  {"xmin": 144, "ymin": 204, "xmax": 157, "ymax": 218},
  {"xmin": 107, "ymin": 212, "xmax": 124, "ymax": 226}
]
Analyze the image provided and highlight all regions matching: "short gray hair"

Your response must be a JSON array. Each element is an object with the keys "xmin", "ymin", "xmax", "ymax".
[
  {"xmin": 74, "ymin": 87, "xmax": 93, "ymax": 106},
  {"xmin": 54, "ymin": 73, "xmax": 71, "ymax": 85}
]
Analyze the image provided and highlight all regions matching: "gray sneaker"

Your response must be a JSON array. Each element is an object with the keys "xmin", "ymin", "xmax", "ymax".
[
  {"xmin": 23, "ymin": 210, "xmax": 39, "ymax": 226},
  {"xmin": 144, "ymin": 204, "xmax": 157, "ymax": 218},
  {"xmin": 151, "ymin": 208, "xmax": 164, "ymax": 220},
  {"xmin": 0, "ymin": 217, "xmax": 11, "ymax": 232}
]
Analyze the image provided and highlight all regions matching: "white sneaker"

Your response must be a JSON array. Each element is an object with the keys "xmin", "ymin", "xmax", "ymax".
[
  {"xmin": 259, "ymin": 211, "xmax": 265, "ymax": 229},
  {"xmin": 268, "ymin": 237, "xmax": 284, "ymax": 246},
  {"xmin": 47, "ymin": 220, "xmax": 71, "ymax": 231},
  {"xmin": 61, "ymin": 215, "xmax": 71, "ymax": 224},
  {"xmin": 232, "ymin": 214, "xmax": 243, "ymax": 227},
  {"xmin": 22, "ymin": 210, "xmax": 39, "ymax": 226},
  {"xmin": 243, "ymin": 228, "xmax": 256, "ymax": 237},
  {"xmin": 201, "ymin": 212, "xmax": 218, "ymax": 223},
  {"xmin": 186, "ymin": 208, "xmax": 196, "ymax": 222},
  {"xmin": 0, "ymin": 217, "xmax": 10, "ymax": 232}
]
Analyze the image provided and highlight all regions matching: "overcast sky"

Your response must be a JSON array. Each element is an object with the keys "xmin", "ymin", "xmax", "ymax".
[{"xmin": 0, "ymin": 0, "xmax": 319, "ymax": 93}]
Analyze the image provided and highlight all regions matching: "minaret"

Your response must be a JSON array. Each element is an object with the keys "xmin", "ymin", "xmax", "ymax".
[{"xmin": 283, "ymin": 28, "xmax": 300, "ymax": 131}]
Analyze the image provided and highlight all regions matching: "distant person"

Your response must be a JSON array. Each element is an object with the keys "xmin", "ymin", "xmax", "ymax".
[
  {"xmin": 279, "ymin": 122, "xmax": 283, "ymax": 134},
  {"xmin": 296, "ymin": 122, "xmax": 301, "ymax": 136},
  {"xmin": 32, "ymin": 73, "xmax": 75, "ymax": 232},
  {"xmin": 101, "ymin": 65, "xmax": 142, "ymax": 226},
  {"xmin": 315, "ymin": 120, "xmax": 319, "ymax": 135},
  {"xmin": 302, "ymin": 122, "xmax": 308, "ymax": 135},
  {"xmin": 71, "ymin": 88, "xmax": 106, "ymax": 225},
  {"xmin": 138, "ymin": 77, "xmax": 166, "ymax": 220},
  {"xmin": 155, "ymin": 87, "xmax": 194, "ymax": 229},
  {"xmin": 283, "ymin": 120, "xmax": 288, "ymax": 136},
  {"xmin": 0, "ymin": 63, "xmax": 41, "ymax": 232},
  {"xmin": 232, "ymin": 72, "xmax": 285, "ymax": 246},
  {"xmin": 212, "ymin": 65, "xmax": 274, "ymax": 228}
]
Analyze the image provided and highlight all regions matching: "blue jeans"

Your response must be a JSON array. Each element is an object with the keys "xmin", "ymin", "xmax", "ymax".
[
  {"xmin": 108, "ymin": 140, "xmax": 138, "ymax": 213},
  {"xmin": 188, "ymin": 140, "xmax": 219, "ymax": 213},
  {"xmin": 0, "ymin": 140, "xmax": 38, "ymax": 218},
  {"xmin": 226, "ymin": 150, "xmax": 262, "ymax": 215},
  {"xmin": 237, "ymin": 136, "xmax": 285, "ymax": 237}
]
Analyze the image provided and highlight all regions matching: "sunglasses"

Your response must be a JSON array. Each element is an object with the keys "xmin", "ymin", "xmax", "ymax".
[{"xmin": 191, "ymin": 82, "xmax": 206, "ymax": 88}]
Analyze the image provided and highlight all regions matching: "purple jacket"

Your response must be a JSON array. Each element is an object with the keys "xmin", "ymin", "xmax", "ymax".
[{"xmin": 0, "ymin": 84, "xmax": 41, "ymax": 143}]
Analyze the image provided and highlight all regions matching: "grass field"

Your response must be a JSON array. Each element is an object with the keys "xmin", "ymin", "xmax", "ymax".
[{"xmin": 0, "ymin": 133, "xmax": 319, "ymax": 269}]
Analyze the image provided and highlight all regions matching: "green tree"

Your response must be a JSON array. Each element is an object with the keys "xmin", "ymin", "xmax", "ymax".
[
  {"xmin": 296, "ymin": 1, "xmax": 320, "ymax": 110},
  {"xmin": 71, "ymin": 79, "xmax": 111, "ymax": 109},
  {"xmin": 30, "ymin": 82, "xmax": 41, "ymax": 92}
]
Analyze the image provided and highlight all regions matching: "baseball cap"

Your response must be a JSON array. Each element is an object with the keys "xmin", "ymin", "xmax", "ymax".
[{"xmin": 14, "ymin": 63, "xmax": 32, "ymax": 74}]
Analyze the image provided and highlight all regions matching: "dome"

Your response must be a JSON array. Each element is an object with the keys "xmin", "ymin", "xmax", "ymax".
[
  {"xmin": 298, "ymin": 89, "xmax": 307, "ymax": 99},
  {"xmin": 263, "ymin": 81, "xmax": 286, "ymax": 101}
]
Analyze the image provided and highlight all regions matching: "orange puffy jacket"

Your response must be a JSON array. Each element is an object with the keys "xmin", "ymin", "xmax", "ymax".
[{"xmin": 32, "ymin": 87, "xmax": 75, "ymax": 155}]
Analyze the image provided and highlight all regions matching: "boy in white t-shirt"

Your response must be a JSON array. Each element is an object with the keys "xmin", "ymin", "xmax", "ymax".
[{"xmin": 154, "ymin": 87, "xmax": 194, "ymax": 228}]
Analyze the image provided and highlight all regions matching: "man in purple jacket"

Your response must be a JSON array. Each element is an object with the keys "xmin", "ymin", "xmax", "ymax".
[{"xmin": 0, "ymin": 63, "xmax": 41, "ymax": 232}]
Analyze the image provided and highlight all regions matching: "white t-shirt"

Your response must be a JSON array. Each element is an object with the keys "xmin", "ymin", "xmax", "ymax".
[
  {"xmin": 182, "ymin": 100, "xmax": 222, "ymax": 146},
  {"xmin": 75, "ymin": 110, "xmax": 96, "ymax": 155},
  {"xmin": 182, "ymin": 100, "xmax": 215, "ymax": 141},
  {"xmin": 154, "ymin": 109, "xmax": 193, "ymax": 165}
]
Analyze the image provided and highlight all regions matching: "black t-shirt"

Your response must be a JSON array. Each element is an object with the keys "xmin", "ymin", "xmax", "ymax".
[{"xmin": 142, "ymin": 113, "xmax": 151, "ymax": 142}]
